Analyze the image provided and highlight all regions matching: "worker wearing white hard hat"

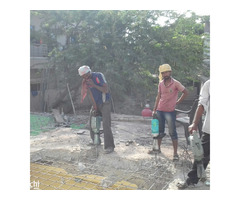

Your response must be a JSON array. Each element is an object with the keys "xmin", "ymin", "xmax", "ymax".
[
  {"xmin": 78, "ymin": 65, "xmax": 115, "ymax": 154},
  {"xmin": 78, "ymin": 65, "xmax": 91, "ymax": 78}
]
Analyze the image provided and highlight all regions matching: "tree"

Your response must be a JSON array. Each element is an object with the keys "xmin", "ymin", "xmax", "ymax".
[{"xmin": 31, "ymin": 10, "xmax": 209, "ymax": 114}]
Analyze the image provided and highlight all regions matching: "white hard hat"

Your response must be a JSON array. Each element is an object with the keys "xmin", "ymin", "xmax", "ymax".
[{"xmin": 78, "ymin": 65, "xmax": 91, "ymax": 76}]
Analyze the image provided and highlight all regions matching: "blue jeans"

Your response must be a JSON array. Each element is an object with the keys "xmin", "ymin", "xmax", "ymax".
[{"xmin": 156, "ymin": 110, "xmax": 178, "ymax": 140}]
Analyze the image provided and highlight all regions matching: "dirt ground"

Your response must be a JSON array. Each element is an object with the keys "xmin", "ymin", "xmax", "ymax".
[{"xmin": 30, "ymin": 113, "xmax": 210, "ymax": 190}]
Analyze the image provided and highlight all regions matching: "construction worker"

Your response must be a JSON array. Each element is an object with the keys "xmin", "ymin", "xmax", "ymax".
[
  {"xmin": 177, "ymin": 80, "xmax": 210, "ymax": 189},
  {"xmin": 151, "ymin": 64, "xmax": 188, "ymax": 161},
  {"xmin": 78, "ymin": 65, "xmax": 115, "ymax": 154}
]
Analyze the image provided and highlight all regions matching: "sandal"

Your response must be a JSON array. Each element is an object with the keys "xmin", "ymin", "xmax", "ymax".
[
  {"xmin": 177, "ymin": 181, "xmax": 189, "ymax": 189},
  {"xmin": 173, "ymin": 154, "xmax": 179, "ymax": 161},
  {"xmin": 103, "ymin": 147, "xmax": 114, "ymax": 154},
  {"xmin": 177, "ymin": 180, "xmax": 194, "ymax": 190}
]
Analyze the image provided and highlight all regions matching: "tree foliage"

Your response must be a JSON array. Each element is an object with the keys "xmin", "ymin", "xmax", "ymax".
[{"xmin": 31, "ymin": 10, "xmax": 209, "ymax": 113}]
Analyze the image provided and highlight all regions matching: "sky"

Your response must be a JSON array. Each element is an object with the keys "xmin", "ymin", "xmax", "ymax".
[{"xmin": 157, "ymin": 10, "xmax": 210, "ymax": 26}]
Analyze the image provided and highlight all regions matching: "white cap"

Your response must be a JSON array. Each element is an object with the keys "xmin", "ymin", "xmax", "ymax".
[{"xmin": 78, "ymin": 65, "xmax": 91, "ymax": 76}]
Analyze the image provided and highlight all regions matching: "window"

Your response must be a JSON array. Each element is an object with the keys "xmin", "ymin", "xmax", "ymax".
[{"xmin": 31, "ymin": 83, "xmax": 40, "ymax": 96}]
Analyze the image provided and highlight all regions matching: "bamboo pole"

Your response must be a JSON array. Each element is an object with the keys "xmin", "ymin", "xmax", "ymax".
[{"xmin": 67, "ymin": 83, "xmax": 76, "ymax": 116}]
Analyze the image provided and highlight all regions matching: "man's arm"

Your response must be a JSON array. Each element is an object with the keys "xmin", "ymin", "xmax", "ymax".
[
  {"xmin": 152, "ymin": 92, "xmax": 161, "ymax": 116},
  {"xmin": 189, "ymin": 80, "xmax": 210, "ymax": 133},
  {"xmin": 88, "ymin": 89, "xmax": 97, "ymax": 111},
  {"xmin": 86, "ymin": 79, "xmax": 108, "ymax": 93},
  {"xmin": 188, "ymin": 104, "xmax": 204, "ymax": 133},
  {"xmin": 176, "ymin": 88, "xmax": 188, "ymax": 105}
]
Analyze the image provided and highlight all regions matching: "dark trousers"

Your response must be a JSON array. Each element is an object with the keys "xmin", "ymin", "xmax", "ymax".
[
  {"xmin": 187, "ymin": 132, "xmax": 210, "ymax": 184},
  {"xmin": 97, "ymin": 101, "xmax": 115, "ymax": 149}
]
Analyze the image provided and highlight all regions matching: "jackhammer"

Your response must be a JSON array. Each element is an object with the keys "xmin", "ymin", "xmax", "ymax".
[
  {"xmin": 91, "ymin": 113, "xmax": 102, "ymax": 145},
  {"xmin": 90, "ymin": 109, "xmax": 102, "ymax": 145},
  {"xmin": 189, "ymin": 131, "xmax": 206, "ymax": 180},
  {"xmin": 151, "ymin": 114, "xmax": 160, "ymax": 152}
]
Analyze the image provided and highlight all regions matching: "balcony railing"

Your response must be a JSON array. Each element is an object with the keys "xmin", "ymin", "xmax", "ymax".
[{"xmin": 30, "ymin": 44, "xmax": 48, "ymax": 57}]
